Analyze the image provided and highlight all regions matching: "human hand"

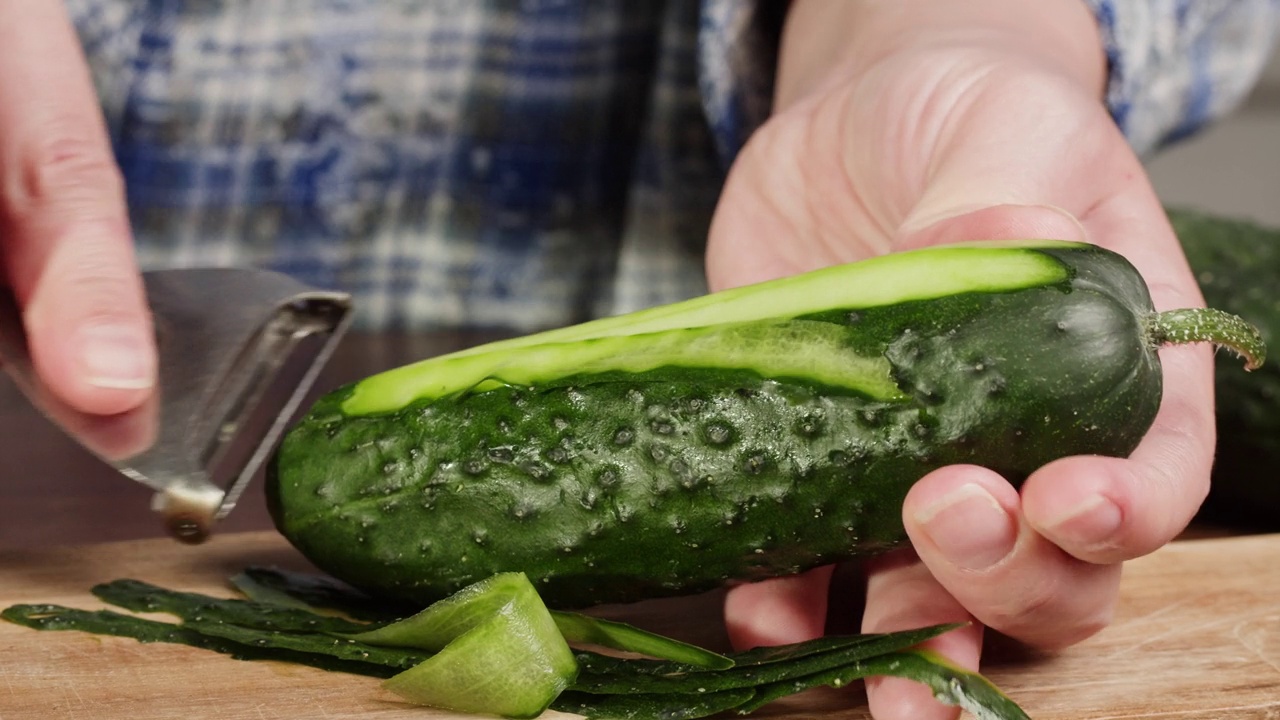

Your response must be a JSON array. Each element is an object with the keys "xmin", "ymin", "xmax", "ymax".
[
  {"xmin": 706, "ymin": 1, "xmax": 1214, "ymax": 718},
  {"xmin": 0, "ymin": 1, "xmax": 154, "ymax": 415}
]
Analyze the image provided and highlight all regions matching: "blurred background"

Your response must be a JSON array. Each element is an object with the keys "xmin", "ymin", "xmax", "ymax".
[{"xmin": 1149, "ymin": 43, "xmax": 1280, "ymax": 225}]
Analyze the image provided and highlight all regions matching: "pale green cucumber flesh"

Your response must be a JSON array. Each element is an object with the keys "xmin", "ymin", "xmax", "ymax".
[
  {"xmin": 362, "ymin": 572, "xmax": 577, "ymax": 718},
  {"xmin": 348, "ymin": 319, "xmax": 906, "ymax": 414},
  {"xmin": 342, "ymin": 242, "xmax": 1077, "ymax": 415}
]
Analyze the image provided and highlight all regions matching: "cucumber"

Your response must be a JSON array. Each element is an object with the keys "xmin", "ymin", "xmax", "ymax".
[
  {"xmin": 267, "ymin": 240, "xmax": 1264, "ymax": 609},
  {"xmin": 1170, "ymin": 208, "xmax": 1280, "ymax": 529}
]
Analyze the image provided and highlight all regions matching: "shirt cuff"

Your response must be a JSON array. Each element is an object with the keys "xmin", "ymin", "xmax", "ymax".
[
  {"xmin": 696, "ymin": 0, "xmax": 787, "ymax": 167},
  {"xmin": 1084, "ymin": 0, "xmax": 1280, "ymax": 156}
]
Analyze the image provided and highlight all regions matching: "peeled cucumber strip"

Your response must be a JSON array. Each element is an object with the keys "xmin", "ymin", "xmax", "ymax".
[
  {"xmin": 551, "ymin": 611, "xmax": 733, "ymax": 670},
  {"xmin": 2, "ymin": 574, "xmax": 1034, "ymax": 720},
  {"xmin": 349, "ymin": 572, "xmax": 577, "ymax": 718}
]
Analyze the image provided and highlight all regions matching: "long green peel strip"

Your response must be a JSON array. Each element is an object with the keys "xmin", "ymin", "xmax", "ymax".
[
  {"xmin": 734, "ymin": 648, "xmax": 1031, "ymax": 718},
  {"xmin": 3, "ymin": 572, "xmax": 1034, "ymax": 720},
  {"xmin": 551, "ymin": 611, "xmax": 734, "ymax": 670},
  {"xmin": 570, "ymin": 623, "xmax": 959, "ymax": 695},
  {"xmin": 0, "ymin": 604, "xmax": 400, "ymax": 678},
  {"xmin": 232, "ymin": 567, "xmax": 732, "ymax": 670}
]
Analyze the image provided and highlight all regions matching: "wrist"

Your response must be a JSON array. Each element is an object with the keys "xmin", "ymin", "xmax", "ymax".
[{"xmin": 776, "ymin": 0, "xmax": 1107, "ymax": 111}]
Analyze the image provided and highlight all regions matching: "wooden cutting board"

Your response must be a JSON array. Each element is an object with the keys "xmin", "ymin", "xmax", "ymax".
[{"xmin": 1, "ymin": 531, "xmax": 1278, "ymax": 720}]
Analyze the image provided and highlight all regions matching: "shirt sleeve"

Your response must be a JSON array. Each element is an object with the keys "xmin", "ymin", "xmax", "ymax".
[
  {"xmin": 699, "ymin": 1, "xmax": 1279, "ymax": 162},
  {"xmin": 696, "ymin": 0, "xmax": 787, "ymax": 166},
  {"xmin": 1084, "ymin": 0, "xmax": 1280, "ymax": 155}
]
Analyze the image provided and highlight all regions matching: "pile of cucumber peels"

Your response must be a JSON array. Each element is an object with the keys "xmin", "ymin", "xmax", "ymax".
[{"xmin": 2, "ymin": 568, "xmax": 1029, "ymax": 719}]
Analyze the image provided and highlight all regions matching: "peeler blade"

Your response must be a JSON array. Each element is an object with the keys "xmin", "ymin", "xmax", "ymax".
[{"xmin": 0, "ymin": 268, "xmax": 353, "ymax": 544}]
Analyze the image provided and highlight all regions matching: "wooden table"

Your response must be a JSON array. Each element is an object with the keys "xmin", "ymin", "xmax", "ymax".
[
  {"xmin": 3, "ymin": 331, "xmax": 1278, "ymax": 719},
  {"xmin": 1, "ymin": 531, "xmax": 1279, "ymax": 719}
]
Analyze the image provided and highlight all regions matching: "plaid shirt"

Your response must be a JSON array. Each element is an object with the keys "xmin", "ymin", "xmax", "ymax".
[{"xmin": 67, "ymin": 0, "xmax": 1278, "ymax": 333}]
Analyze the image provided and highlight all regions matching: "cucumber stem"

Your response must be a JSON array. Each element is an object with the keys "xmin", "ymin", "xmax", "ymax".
[{"xmin": 1146, "ymin": 308, "xmax": 1266, "ymax": 371}]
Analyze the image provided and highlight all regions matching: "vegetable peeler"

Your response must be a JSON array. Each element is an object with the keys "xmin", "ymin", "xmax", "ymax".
[{"xmin": 0, "ymin": 268, "xmax": 353, "ymax": 544}]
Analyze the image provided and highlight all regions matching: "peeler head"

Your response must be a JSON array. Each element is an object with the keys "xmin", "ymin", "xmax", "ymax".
[{"xmin": 0, "ymin": 268, "xmax": 353, "ymax": 544}]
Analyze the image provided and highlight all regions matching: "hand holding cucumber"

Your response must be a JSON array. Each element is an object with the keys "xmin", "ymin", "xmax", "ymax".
[
  {"xmin": 708, "ymin": 2, "xmax": 1215, "ymax": 718},
  {"xmin": 0, "ymin": 1, "xmax": 156, "ymax": 416},
  {"xmin": 8, "ymin": 3, "xmax": 1264, "ymax": 718}
]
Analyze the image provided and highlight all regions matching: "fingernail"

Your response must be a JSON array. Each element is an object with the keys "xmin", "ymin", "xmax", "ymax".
[
  {"xmin": 899, "ymin": 202, "xmax": 1089, "ymax": 243},
  {"xmin": 898, "ymin": 202, "xmax": 990, "ymax": 235},
  {"xmin": 78, "ymin": 323, "xmax": 155, "ymax": 389},
  {"xmin": 914, "ymin": 483, "xmax": 1017, "ymax": 571},
  {"xmin": 1036, "ymin": 203, "xmax": 1089, "ymax": 241},
  {"xmin": 1046, "ymin": 494, "xmax": 1122, "ymax": 548}
]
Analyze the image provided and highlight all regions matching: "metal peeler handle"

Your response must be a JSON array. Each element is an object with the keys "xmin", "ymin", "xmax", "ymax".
[{"xmin": 0, "ymin": 268, "xmax": 353, "ymax": 544}]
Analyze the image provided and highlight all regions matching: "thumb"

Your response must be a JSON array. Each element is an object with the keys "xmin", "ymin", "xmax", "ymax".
[
  {"xmin": 895, "ymin": 203, "xmax": 1090, "ymax": 251},
  {"xmin": 1, "ymin": 0, "xmax": 155, "ymax": 416},
  {"xmin": 20, "ymin": 240, "xmax": 156, "ymax": 417}
]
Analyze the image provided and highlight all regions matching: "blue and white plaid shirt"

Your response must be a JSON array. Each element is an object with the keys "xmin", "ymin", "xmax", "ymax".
[{"xmin": 67, "ymin": 0, "xmax": 1279, "ymax": 333}]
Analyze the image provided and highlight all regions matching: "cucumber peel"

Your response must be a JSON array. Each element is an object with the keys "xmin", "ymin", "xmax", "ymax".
[
  {"xmin": 570, "ymin": 623, "xmax": 960, "ymax": 695},
  {"xmin": 230, "ymin": 566, "xmax": 408, "ymax": 622},
  {"xmin": 363, "ymin": 573, "xmax": 576, "ymax": 718},
  {"xmin": 550, "ymin": 610, "xmax": 734, "ymax": 670},
  {"xmin": 232, "ymin": 566, "xmax": 732, "ymax": 669},
  {"xmin": 0, "ymin": 603, "xmax": 401, "ymax": 677},
  {"xmin": 2, "ymin": 570, "xmax": 1034, "ymax": 719},
  {"xmin": 735, "ymin": 648, "xmax": 1030, "ymax": 719},
  {"xmin": 92, "ymin": 578, "xmax": 371, "ymax": 634}
]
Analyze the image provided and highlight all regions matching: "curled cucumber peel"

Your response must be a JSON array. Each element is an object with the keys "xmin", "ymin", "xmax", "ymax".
[
  {"xmin": 344, "ymin": 572, "xmax": 733, "ymax": 716},
  {"xmin": 347, "ymin": 572, "xmax": 576, "ymax": 718}
]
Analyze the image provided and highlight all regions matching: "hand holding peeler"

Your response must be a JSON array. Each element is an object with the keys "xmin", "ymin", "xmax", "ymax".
[{"xmin": 0, "ymin": 269, "xmax": 353, "ymax": 544}]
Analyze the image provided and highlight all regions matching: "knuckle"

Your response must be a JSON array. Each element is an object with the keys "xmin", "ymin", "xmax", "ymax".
[
  {"xmin": 4, "ymin": 130, "xmax": 124, "ymax": 221},
  {"xmin": 39, "ymin": 239, "xmax": 144, "ymax": 321},
  {"xmin": 978, "ymin": 573, "xmax": 1117, "ymax": 650},
  {"xmin": 72, "ymin": 271, "xmax": 138, "ymax": 312},
  {"xmin": 62, "ymin": 251, "xmax": 133, "ymax": 290},
  {"xmin": 1037, "ymin": 600, "xmax": 1114, "ymax": 651},
  {"xmin": 1063, "ymin": 603, "xmax": 1114, "ymax": 646},
  {"xmin": 1126, "ymin": 441, "xmax": 1211, "ymax": 554},
  {"xmin": 56, "ymin": 275, "xmax": 144, "ymax": 328},
  {"xmin": 978, "ymin": 574, "xmax": 1064, "ymax": 635}
]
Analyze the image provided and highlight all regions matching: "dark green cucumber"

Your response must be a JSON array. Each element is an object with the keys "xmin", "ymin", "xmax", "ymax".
[
  {"xmin": 268, "ymin": 240, "xmax": 1264, "ymax": 609},
  {"xmin": 1171, "ymin": 208, "xmax": 1280, "ymax": 529}
]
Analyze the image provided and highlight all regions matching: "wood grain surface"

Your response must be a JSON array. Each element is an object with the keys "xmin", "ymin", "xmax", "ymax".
[{"xmin": 1, "ymin": 531, "xmax": 1279, "ymax": 720}]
